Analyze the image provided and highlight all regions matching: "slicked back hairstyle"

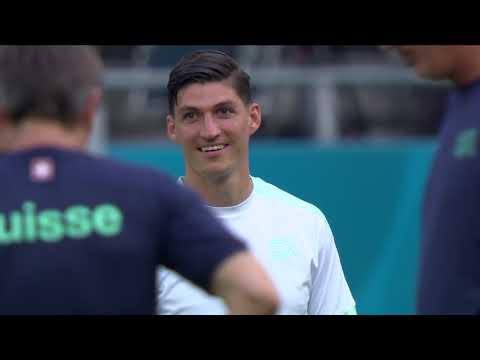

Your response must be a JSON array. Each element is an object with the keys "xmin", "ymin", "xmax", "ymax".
[{"xmin": 167, "ymin": 50, "xmax": 251, "ymax": 115}]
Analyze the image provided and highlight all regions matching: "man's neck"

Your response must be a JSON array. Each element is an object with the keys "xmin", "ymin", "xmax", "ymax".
[
  {"xmin": 9, "ymin": 119, "xmax": 86, "ymax": 152},
  {"xmin": 184, "ymin": 169, "xmax": 253, "ymax": 207},
  {"xmin": 451, "ymin": 48, "xmax": 480, "ymax": 87}
]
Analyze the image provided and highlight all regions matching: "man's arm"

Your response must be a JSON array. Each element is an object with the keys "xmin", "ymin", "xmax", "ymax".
[
  {"xmin": 210, "ymin": 251, "xmax": 279, "ymax": 315},
  {"xmin": 160, "ymin": 181, "xmax": 279, "ymax": 315},
  {"xmin": 308, "ymin": 215, "xmax": 356, "ymax": 315}
]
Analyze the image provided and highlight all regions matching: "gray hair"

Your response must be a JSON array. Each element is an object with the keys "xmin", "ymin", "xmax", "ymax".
[{"xmin": 0, "ymin": 46, "xmax": 103, "ymax": 126}]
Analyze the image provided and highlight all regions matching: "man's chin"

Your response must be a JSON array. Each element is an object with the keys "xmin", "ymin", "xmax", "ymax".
[
  {"xmin": 199, "ymin": 166, "xmax": 232, "ymax": 182},
  {"xmin": 415, "ymin": 66, "xmax": 446, "ymax": 81}
]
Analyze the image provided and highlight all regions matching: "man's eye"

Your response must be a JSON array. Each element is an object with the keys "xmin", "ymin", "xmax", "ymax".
[
  {"xmin": 217, "ymin": 107, "xmax": 234, "ymax": 115},
  {"xmin": 183, "ymin": 112, "xmax": 196, "ymax": 120}
]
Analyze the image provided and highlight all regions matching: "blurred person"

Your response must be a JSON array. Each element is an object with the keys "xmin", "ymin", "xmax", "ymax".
[
  {"xmin": 157, "ymin": 50, "xmax": 356, "ymax": 315},
  {"xmin": 0, "ymin": 46, "xmax": 279, "ymax": 315},
  {"xmin": 385, "ymin": 46, "xmax": 480, "ymax": 314}
]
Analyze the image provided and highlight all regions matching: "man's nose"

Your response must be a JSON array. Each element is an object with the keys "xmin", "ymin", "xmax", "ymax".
[{"xmin": 200, "ymin": 114, "xmax": 221, "ymax": 140}]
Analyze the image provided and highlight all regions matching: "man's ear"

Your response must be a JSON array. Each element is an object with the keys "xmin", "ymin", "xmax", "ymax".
[
  {"xmin": 0, "ymin": 107, "xmax": 8, "ymax": 127},
  {"xmin": 80, "ymin": 87, "xmax": 103, "ymax": 133},
  {"xmin": 248, "ymin": 103, "xmax": 262, "ymax": 136},
  {"xmin": 166, "ymin": 114, "xmax": 177, "ymax": 142},
  {"xmin": 0, "ymin": 107, "xmax": 14, "ymax": 153}
]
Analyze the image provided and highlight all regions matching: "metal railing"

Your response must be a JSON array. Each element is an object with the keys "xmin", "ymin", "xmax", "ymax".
[{"xmin": 93, "ymin": 64, "xmax": 448, "ymax": 151}]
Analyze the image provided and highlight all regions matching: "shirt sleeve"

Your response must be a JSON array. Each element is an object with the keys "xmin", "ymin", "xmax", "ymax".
[
  {"xmin": 158, "ymin": 181, "xmax": 248, "ymax": 293},
  {"xmin": 308, "ymin": 215, "xmax": 356, "ymax": 315}
]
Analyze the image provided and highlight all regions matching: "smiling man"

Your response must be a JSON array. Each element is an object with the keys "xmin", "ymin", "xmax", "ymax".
[{"xmin": 157, "ymin": 50, "xmax": 356, "ymax": 315}]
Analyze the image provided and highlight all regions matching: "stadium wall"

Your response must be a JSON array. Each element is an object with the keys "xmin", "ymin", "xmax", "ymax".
[{"xmin": 109, "ymin": 140, "xmax": 436, "ymax": 315}]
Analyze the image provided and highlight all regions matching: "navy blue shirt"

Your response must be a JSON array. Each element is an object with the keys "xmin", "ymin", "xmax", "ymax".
[
  {"xmin": 418, "ymin": 80, "xmax": 480, "ymax": 314},
  {"xmin": 0, "ymin": 146, "xmax": 246, "ymax": 315}
]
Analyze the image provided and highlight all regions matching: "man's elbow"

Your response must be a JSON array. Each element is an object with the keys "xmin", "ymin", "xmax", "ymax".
[
  {"xmin": 251, "ymin": 288, "xmax": 279, "ymax": 315},
  {"xmin": 211, "ymin": 251, "xmax": 280, "ymax": 315}
]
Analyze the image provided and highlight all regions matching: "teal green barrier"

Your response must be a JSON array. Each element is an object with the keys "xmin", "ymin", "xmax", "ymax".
[{"xmin": 109, "ymin": 140, "xmax": 437, "ymax": 315}]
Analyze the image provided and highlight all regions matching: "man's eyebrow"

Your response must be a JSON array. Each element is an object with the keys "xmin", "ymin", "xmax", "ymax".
[
  {"xmin": 178, "ymin": 101, "xmax": 237, "ymax": 113},
  {"xmin": 213, "ymin": 101, "xmax": 236, "ymax": 108},
  {"xmin": 177, "ymin": 106, "xmax": 199, "ymax": 113}
]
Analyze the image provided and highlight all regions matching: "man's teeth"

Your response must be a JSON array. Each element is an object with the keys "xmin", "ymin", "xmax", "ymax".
[{"xmin": 201, "ymin": 145, "xmax": 226, "ymax": 152}]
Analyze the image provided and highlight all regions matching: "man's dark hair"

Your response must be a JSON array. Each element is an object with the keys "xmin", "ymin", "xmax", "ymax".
[
  {"xmin": 0, "ymin": 46, "xmax": 103, "ymax": 126},
  {"xmin": 167, "ymin": 50, "xmax": 251, "ymax": 114}
]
